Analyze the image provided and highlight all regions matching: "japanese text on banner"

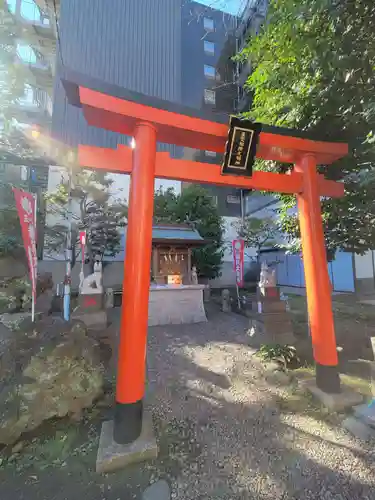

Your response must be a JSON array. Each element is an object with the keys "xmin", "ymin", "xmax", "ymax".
[
  {"xmin": 232, "ymin": 239, "xmax": 245, "ymax": 287},
  {"xmin": 13, "ymin": 188, "xmax": 37, "ymax": 301}
]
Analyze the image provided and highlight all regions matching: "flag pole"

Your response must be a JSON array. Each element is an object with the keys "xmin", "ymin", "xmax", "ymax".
[{"xmin": 32, "ymin": 192, "xmax": 37, "ymax": 322}]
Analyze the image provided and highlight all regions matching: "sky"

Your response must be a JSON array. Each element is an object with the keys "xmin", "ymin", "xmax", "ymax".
[{"xmin": 194, "ymin": 0, "xmax": 247, "ymax": 15}]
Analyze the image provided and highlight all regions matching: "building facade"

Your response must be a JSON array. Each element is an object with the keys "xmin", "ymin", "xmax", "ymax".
[
  {"xmin": 4, "ymin": 0, "xmax": 54, "ymax": 132},
  {"xmin": 45, "ymin": 0, "xmax": 271, "ymax": 286},
  {"xmin": 52, "ymin": 0, "xmax": 182, "ymax": 149},
  {"xmin": 180, "ymin": 2, "xmax": 242, "ymax": 219},
  {"xmin": 1, "ymin": 0, "xmax": 56, "ymax": 256}
]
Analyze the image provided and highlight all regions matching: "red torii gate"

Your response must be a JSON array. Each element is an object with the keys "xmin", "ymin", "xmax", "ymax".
[{"xmin": 62, "ymin": 72, "xmax": 348, "ymax": 445}]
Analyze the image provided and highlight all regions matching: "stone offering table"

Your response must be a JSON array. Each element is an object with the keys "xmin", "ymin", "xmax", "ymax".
[{"xmin": 148, "ymin": 284, "xmax": 207, "ymax": 326}]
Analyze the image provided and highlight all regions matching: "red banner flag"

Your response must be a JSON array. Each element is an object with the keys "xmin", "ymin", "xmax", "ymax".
[
  {"xmin": 232, "ymin": 239, "xmax": 245, "ymax": 287},
  {"xmin": 13, "ymin": 188, "xmax": 37, "ymax": 308}
]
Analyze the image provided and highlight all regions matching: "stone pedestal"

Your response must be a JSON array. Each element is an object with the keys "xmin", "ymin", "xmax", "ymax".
[
  {"xmin": 72, "ymin": 293, "xmax": 107, "ymax": 330},
  {"xmin": 301, "ymin": 379, "xmax": 363, "ymax": 411},
  {"xmin": 221, "ymin": 289, "xmax": 231, "ymax": 313},
  {"xmin": 148, "ymin": 285, "xmax": 207, "ymax": 326},
  {"xmin": 96, "ymin": 411, "xmax": 158, "ymax": 473},
  {"xmin": 105, "ymin": 288, "xmax": 114, "ymax": 308},
  {"xmin": 247, "ymin": 286, "xmax": 295, "ymax": 346}
]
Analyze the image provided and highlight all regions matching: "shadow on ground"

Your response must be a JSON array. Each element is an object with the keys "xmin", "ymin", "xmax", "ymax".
[{"xmin": 0, "ymin": 304, "xmax": 374, "ymax": 499}]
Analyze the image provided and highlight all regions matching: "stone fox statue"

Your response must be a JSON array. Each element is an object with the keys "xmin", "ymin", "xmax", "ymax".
[
  {"xmin": 259, "ymin": 261, "xmax": 276, "ymax": 288},
  {"xmin": 79, "ymin": 255, "xmax": 103, "ymax": 294}
]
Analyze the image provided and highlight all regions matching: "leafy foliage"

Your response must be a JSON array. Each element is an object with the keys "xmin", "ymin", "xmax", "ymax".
[
  {"xmin": 240, "ymin": 0, "xmax": 375, "ymax": 255},
  {"xmin": 45, "ymin": 167, "xmax": 127, "ymax": 265},
  {"xmin": 233, "ymin": 216, "xmax": 279, "ymax": 258},
  {"xmin": 153, "ymin": 185, "xmax": 224, "ymax": 280},
  {"xmin": 257, "ymin": 344, "xmax": 299, "ymax": 370},
  {"xmin": 0, "ymin": 0, "xmax": 37, "ymax": 158},
  {"xmin": 0, "ymin": 174, "xmax": 26, "ymax": 257}
]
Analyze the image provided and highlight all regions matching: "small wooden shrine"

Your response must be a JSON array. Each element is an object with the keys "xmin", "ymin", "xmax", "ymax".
[{"xmin": 151, "ymin": 224, "xmax": 206, "ymax": 285}]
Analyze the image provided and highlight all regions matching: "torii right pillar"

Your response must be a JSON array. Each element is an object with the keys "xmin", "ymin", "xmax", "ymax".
[{"xmin": 296, "ymin": 155, "xmax": 340, "ymax": 393}]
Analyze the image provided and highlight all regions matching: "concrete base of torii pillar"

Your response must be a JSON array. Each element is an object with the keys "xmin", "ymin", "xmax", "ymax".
[{"xmin": 96, "ymin": 410, "xmax": 158, "ymax": 474}]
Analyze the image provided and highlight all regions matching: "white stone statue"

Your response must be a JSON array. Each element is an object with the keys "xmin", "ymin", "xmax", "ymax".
[
  {"xmin": 259, "ymin": 262, "xmax": 276, "ymax": 288},
  {"xmin": 191, "ymin": 266, "xmax": 198, "ymax": 285},
  {"xmin": 79, "ymin": 257, "xmax": 103, "ymax": 294}
]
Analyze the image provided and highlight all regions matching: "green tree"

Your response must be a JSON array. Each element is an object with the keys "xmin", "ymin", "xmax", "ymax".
[
  {"xmin": 0, "ymin": 0, "xmax": 35, "ymax": 158},
  {"xmin": 0, "ymin": 180, "xmax": 24, "ymax": 256},
  {"xmin": 234, "ymin": 216, "xmax": 279, "ymax": 261},
  {"xmin": 153, "ymin": 187, "xmax": 178, "ymax": 223},
  {"xmin": 45, "ymin": 167, "xmax": 127, "ymax": 266},
  {"xmin": 153, "ymin": 185, "xmax": 224, "ymax": 280},
  {"xmin": 0, "ymin": 0, "xmax": 47, "ymax": 258},
  {"xmin": 239, "ymin": 0, "xmax": 375, "ymax": 256}
]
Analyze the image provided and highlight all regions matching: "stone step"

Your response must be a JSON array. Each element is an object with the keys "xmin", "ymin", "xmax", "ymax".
[
  {"xmin": 342, "ymin": 416, "xmax": 375, "ymax": 441},
  {"xmin": 353, "ymin": 403, "xmax": 375, "ymax": 428}
]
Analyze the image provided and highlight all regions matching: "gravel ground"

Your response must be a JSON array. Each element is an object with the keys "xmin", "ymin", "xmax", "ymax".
[
  {"xmin": 144, "ymin": 305, "xmax": 375, "ymax": 500},
  {"xmin": 0, "ymin": 305, "xmax": 374, "ymax": 500}
]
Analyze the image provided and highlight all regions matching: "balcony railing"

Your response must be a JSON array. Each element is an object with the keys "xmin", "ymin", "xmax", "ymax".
[{"xmin": 237, "ymin": 59, "xmax": 252, "ymax": 86}]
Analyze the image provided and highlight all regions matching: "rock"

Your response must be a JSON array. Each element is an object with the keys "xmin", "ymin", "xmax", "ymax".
[
  {"xmin": 0, "ymin": 272, "xmax": 54, "ymax": 316},
  {"xmin": 0, "ymin": 256, "xmax": 28, "ymax": 280},
  {"xmin": 0, "ymin": 312, "xmax": 37, "ymax": 332},
  {"xmin": 265, "ymin": 369, "xmax": 292, "ymax": 386},
  {"xmin": 142, "ymin": 480, "xmax": 171, "ymax": 500},
  {"xmin": 0, "ymin": 290, "xmax": 18, "ymax": 314},
  {"xmin": 0, "ymin": 276, "xmax": 31, "ymax": 314},
  {"xmin": 263, "ymin": 360, "xmax": 282, "ymax": 372},
  {"xmin": 35, "ymin": 289, "xmax": 54, "ymax": 315},
  {"xmin": 0, "ymin": 317, "xmax": 104, "ymax": 445},
  {"xmin": 11, "ymin": 441, "xmax": 24, "ymax": 454},
  {"xmin": 96, "ymin": 392, "xmax": 115, "ymax": 408},
  {"xmin": 36, "ymin": 272, "xmax": 53, "ymax": 295}
]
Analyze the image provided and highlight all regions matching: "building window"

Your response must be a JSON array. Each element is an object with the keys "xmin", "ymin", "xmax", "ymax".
[
  {"xmin": 18, "ymin": 84, "xmax": 35, "ymax": 106},
  {"xmin": 6, "ymin": 0, "xmax": 16, "ymax": 14},
  {"xmin": 204, "ymin": 40, "xmax": 215, "ymax": 55},
  {"xmin": 210, "ymin": 195, "xmax": 218, "ymax": 206},
  {"xmin": 204, "ymin": 89, "xmax": 216, "ymax": 105},
  {"xmin": 17, "ymin": 43, "xmax": 37, "ymax": 64},
  {"xmin": 205, "ymin": 150, "xmax": 217, "ymax": 158},
  {"xmin": 20, "ymin": 0, "xmax": 43, "ymax": 23},
  {"xmin": 204, "ymin": 17, "xmax": 214, "ymax": 31},
  {"xmin": 204, "ymin": 64, "xmax": 216, "ymax": 79},
  {"xmin": 226, "ymin": 195, "xmax": 241, "ymax": 205}
]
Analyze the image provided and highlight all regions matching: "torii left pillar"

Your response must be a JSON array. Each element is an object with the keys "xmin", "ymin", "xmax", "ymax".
[{"xmin": 114, "ymin": 122, "xmax": 157, "ymax": 444}]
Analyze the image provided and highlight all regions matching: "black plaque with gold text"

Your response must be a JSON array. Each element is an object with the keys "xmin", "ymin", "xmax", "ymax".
[{"xmin": 221, "ymin": 117, "xmax": 262, "ymax": 177}]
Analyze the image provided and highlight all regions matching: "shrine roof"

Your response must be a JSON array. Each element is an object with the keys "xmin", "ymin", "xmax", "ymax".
[{"xmin": 151, "ymin": 224, "xmax": 205, "ymax": 246}]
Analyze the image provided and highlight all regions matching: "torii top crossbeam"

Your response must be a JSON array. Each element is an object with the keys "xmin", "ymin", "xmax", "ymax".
[
  {"xmin": 62, "ymin": 69, "xmax": 346, "ymax": 197},
  {"xmin": 61, "ymin": 68, "xmax": 348, "ymax": 446}
]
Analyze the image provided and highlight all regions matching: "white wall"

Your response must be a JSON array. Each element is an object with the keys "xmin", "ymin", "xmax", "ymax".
[
  {"xmin": 108, "ymin": 172, "xmax": 181, "ymax": 198},
  {"xmin": 221, "ymin": 216, "xmax": 254, "ymax": 263},
  {"xmin": 354, "ymin": 251, "xmax": 374, "ymax": 279}
]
